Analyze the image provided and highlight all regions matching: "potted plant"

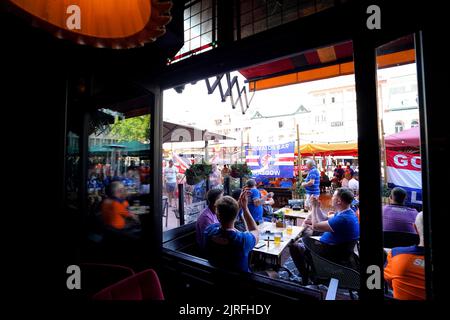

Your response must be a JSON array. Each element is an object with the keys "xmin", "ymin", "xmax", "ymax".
[
  {"xmin": 230, "ymin": 163, "xmax": 252, "ymax": 178},
  {"xmin": 274, "ymin": 210, "xmax": 286, "ymax": 228},
  {"xmin": 382, "ymin": 183, "xmax": 391, "ymax": 205},
  {"xmin": 185, "ymin": 163, "xmax": 212, "ymax": 185}
]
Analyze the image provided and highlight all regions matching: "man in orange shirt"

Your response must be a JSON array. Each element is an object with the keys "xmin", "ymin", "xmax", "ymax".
[
  {"xmin": 101, "ymin": 182, "xmax": 140, "ymax": 234},
  {"xmin": 384, "ymin": 211, "xmax": 426, "ymax": 300}
]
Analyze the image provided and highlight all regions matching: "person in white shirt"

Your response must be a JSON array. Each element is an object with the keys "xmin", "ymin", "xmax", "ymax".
[
  {"xmin": 164, "ymin": 160, "xmax": 178, "ymax": 207},
  {"xmin": 348, "ymin": 172, "xmax": 359, "ymax": 195},
  {"xmin": 341, "ymin": 172, "xmax": 350, "ymax": 188}
]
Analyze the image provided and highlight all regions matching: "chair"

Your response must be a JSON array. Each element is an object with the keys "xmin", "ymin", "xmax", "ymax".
[
  {"xmin": 303, "ymin": 237, "xmax": 360, "ymax": 299},
  {"xmin": 93, "ymin": 269, "xmax": 164, "ymax": 300},
  {"xmin": 80, "ymin": 263, "xmax": 135, "ymax": 298},
  {"xmin": 383, "ymin": 231, "xmax": 419, "ymax": 248},
  {"xmin": 162, "ymin": 196, "xmax": 169, "ymax": 227}
]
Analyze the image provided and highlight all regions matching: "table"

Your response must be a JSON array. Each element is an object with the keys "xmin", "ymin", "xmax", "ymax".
[
  {"xmin": 129, "ymin": 205, "xmax": 150, "ymax": 215},
  {"xmin": 252, "ymin": 222, "xmax": 304, "ymax": 266},
  {"xmin": 274, "ymin": 208, "xmax": 309, "ymax": 226}
]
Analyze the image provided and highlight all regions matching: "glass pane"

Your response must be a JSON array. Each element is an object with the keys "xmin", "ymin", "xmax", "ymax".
[
  {"xmin": 240, "ymin": 0, "xmax": 253, "ymax": 14},
  {"xmin": 163, "ymin": 41, "xmax": 360, "ymax": 293},
  {"xmin": 201, "ymin": 20, "xmax": 212, "ymax": 34},
  {"xmin": 254, "ymin": 19, "xmax": 267, "ymax": 34},
  {"xmin": 191, "ymin": 24, "xmax": 201, "ymax": 39},
  {"xmin": 201, "ymin": 8, "xmax": 213, "ymax": 22},
  {"xmin": 191, "ymin": 36, "xmax": 200, "ymax": 50},
  {"xmin": 241, "ymin": 24, "xmax": 253, "ymax": 38},
  {"xmin": 241, "ymin": 12, "xmax": 253, "ymax": 26},
  {"xmin": 184, "ymin": 19, "xmax": 191, "ymax": 31},
  {"xmin": 201, "ymin": 31, "xmax": 212, "ymax": 46},
  {"xmin": 183, "ymin": 7, "xmax": 191, "ymax": 20},
  {"xmin": 85, "ymin": 110, "xmax": 151, "ymax": 250},
  {"xmin": 191, "ymin": 13, "xmax": 201, "ymax": 27},
  {"xmin": 191, "ymin": 1, "xmax": 201, "ymax": 15},
  {"xmin": 376, "ymin": 35, "xmax": 426, "ymax": 300},
  {"xmin": 202, "ymin": 0, "xmax": 212, "ymax": 9}
]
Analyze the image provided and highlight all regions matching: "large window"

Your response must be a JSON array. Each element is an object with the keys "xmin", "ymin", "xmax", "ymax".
[
  {"xmin": 169, "ymin": 0, "xmax": 217, "ymax": 64},
  {"xmin": 162, "ymin": 41, "xmax": 368, "ymax": 298},
  {"xmin": 395, "ymin": 121, "xmax": 404, "ymax": 133},
  {"xmin": 237, "ymin": 0, "xmax": 337, "ymax": 39},
  {"xmin": 377, "ymin": 35, "xmax": 427, "ymax": 300},
  {"xmin": 85, "ymin": 110, "xmax": 151, "ymax": 248}
]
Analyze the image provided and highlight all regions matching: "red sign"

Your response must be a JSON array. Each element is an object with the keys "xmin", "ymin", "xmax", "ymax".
[{"xmin": 386, "ymin": 150, "xmax": 421, "ymax": 172}]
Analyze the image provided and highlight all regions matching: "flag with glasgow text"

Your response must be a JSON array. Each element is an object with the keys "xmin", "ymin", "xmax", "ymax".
[
  {"xmin": 245, "ymin": 142, "xmax": 295, "ymax": 178},
  {"xmin": 386, "ymin": 150, "xmax": 422, "ymax": 207}
]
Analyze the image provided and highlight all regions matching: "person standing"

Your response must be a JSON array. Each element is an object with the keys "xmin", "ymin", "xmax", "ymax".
[
  {"xmin": 164, "ymin": 160, "xmax": 178, "ymax": 207},
  {"xmin": 209, "ymin": 164, "xmax": 222, "ymax": 190},
  {"xmin": 245, "ymin": 179, "xmax": 264, "ymax": 224},
  {"xmin": 301, "ymin": 159, "xmax": 321, "ymax": 210},
  {"xmin": 221, "ymin": 164, "xmax": 231, "ymax": 195}
]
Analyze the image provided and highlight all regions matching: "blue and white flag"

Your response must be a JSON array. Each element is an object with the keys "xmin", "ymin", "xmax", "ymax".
[{"xmin": 245, "ymin": 142, "xmax": 295, "ymax": 178}]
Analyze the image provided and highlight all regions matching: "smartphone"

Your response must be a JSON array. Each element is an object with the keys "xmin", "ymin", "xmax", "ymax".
[{"xmin": 255, "ymin": 242, "xmax": 266, "ymax": 249}]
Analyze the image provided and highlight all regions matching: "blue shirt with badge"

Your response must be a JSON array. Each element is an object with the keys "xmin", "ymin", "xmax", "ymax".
[
  {"xmin": 203, "ymin": 223, "xmax": 256, "ymax": 272},
  {"xmin": 247, "ymin": 188, "xmax": 263, "ymax": 223},
  {"xmin": 320, "ymin": 208, "xmax": 360, "ymax": 245},
  {"xmin": 305, "ymin": 167, "xmax": 320, "ymax": 196}
]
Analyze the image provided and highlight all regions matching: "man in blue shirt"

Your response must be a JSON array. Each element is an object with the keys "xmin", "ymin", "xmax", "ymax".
[
  {"xmin": 301, "ymin": 159, "xmax": 321, "ymax": 210},
  {"xmin": 245, "ymin": 179, "xmax": 264, "ymax": 224},
  {"xmin": 203, "ymin": 189, "xmax": 259, "ymax": 272},
  {"xmin": 289, "ymin": 188, "xmax": 359, "ymax": 284}
]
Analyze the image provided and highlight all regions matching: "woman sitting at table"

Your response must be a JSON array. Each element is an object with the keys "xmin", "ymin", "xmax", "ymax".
[{"xmin": 101, "ymin": 181, "xmax": 141, "ymax": 238}]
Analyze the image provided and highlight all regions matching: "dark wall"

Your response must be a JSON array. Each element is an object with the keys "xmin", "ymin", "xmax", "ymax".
[{"xmin": 1, "ymin": 1, "xmax": 183, "ymax": 300}]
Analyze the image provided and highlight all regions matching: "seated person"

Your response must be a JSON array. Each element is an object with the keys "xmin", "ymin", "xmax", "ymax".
[
  {"xmin": 203, "ymin": 190, "xmax": 259, "ymax": 272},
  {"xmin": 196, "ymin": 189, "xmax": 223, "ymax": 247},
  {"xmin": 341, "ymin": 172, "xmax": 351, "ymax": 188},
  {"xmin": 319, "ymin": 171, "xmax": 331, "ymax": 193},
  {"xmin": 231, "ymin": 188, "xmax": 246, "ymax": 232},
  {"xmin": 280, "ymin": 178, "xmax": 293, "ymax": 188},
  {"xmin": 348, "ymin": 172, "xmax": 359, "ymax": 195},
  {"xmin": 384, "ymin": 212, "xmax": 425, "ymax": 300},
  {"xmin": 334, "ymin": 165, "xmax": 345, "ymax": 181},
  {"xmin": 258, "ymin": 188, "xmax": 275, "ymax": 221},
  {"xmin": 289, "ymin": 188, "xmax": 360, "ymax": 285},
  {"xmin": 101, "ymin": 181, "xmax": 140, "ymax": 237},
  {"xmin": 383, "ymin": 187, "xmax": 418, "ymax": 234}
]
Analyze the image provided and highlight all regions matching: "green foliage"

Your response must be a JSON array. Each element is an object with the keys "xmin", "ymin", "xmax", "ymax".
[
  {"xmin": 295, "ymin": 182, "xmax": 306, "ymax": 198},
  {"xmin": 230, "ymin": 163, "xmax": 252, "ymax": 178},
  {"xmin": 185, "ymin": 163, "xmax": 212, "ymax": 185},
  {"xmin": 382, "ymin": 183, "xmax": 392, "ymax": 197},
  {"xmin": 110, "ymin": 115, "xmax": 150, "ymax": 143}
]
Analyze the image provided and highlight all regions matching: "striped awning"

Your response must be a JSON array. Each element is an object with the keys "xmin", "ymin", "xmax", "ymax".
[{"xmin": 239, "ymin": 35, "xmax": 415, "ymax": 91}]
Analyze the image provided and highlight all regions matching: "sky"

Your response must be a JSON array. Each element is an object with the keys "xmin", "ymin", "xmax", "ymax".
[{"xmin": 163, "ymin": 63, "xmax": 418, "ymax": 132}]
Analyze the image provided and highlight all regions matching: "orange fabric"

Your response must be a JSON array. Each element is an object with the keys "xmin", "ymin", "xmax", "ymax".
[
  {"xmin": 384, "ymin": 249, "xmax": 426, "ymax": 300},
  {"xmin": 10, "ymin": 0, "xmax": 151, "ymax": 37},
  {"xmin": 101, "ymin": 199, "xmax": 131, "ymax": 229},
  {"xmin": 249, "ymin": 50, "xmax": 415, "ymax": 92},
  {"xmin": 8, "ymin": 0, "xmax": 172, "ymax": 48}
]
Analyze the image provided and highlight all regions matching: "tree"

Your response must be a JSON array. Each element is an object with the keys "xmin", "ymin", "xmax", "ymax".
[{"xmin": 109, "ymin": 114, "xmax": 150, "ymax": 143}]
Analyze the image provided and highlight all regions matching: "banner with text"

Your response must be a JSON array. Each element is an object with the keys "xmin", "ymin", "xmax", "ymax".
[
  {"xmin": 386, "ymin": 150, "xmax": 422, "ymax": 206},
  {"xmin": 245, "ymin": 142, "xmax": 295, "ymax": 178}
]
